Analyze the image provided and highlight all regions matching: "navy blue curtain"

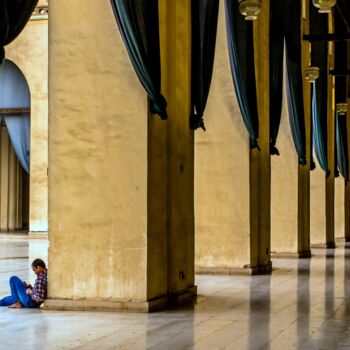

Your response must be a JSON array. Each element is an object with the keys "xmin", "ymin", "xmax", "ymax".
[
  {"xmin": 0, "ymin": 0, "xmax": 38, "ymax": 62},
  {"xmin": 312, "ymin": 84, "xmax": 328, "ymax": 172},
  {"xmin": 336, "ymin": 113, "xmax": 349, "ymax": 180},
  {"xmin": 225, "ymin": 0, "xmax": 259, "ymax": 149},
  {"xmin": 5, "ymin": 116, "xmax": 30, "ymax": 173},
  {"xmin": 270, "ymin": 0, "xmax": 306, "ymax": 164},
  {"xmin": 310, "ymin": 3, "xmax": 329, "ymax": 174},
  {"xmin": 0, "ymin": 59, "xmax": 30, "ymax": 173},
  {"xmin": 191, "ymin": 0, "xmax": 219, "ymax": 131},
  {"xmin": 110, "ymin": 0, "xmax": 167, "ymax": 119}
]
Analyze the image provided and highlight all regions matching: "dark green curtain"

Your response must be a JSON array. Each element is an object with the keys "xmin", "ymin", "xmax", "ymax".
[
  {"xmin": 270, "ymin": 0, "xmax": 306, "ymax": 163},
  {"xmin": 312, "ymin": 84, "xmax": 328, "ymax": 172},
  {"xmin": 310, "ymin": 3, "xmax": 329, "ymax": 174},
  {"xmin": 110, "ymin": 0, "xmax": 167, "ymax": 119},
  {"xmin": 336, "ymin": 113, "xmax": 349, "ymax": 180},
  {"xmin": 191, "ymin": 0, "xmax": 219, "ymax": 131},
  {"xmin": 0, "ymin": 0, "xmax": 38, "ymax": 62},
  {"xmin": 334, "ymin": 8, "xmax": 348, "ymax": 180},
  {"xmin": 225, "ymin": 0, "xmax": 259, "ymax": 149}
]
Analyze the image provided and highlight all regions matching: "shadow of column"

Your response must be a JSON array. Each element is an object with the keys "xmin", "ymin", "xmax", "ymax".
[
  {"xmin": 297, "ymin": 259, "xmax": 310, "ymax": 347},
  {"xmin": 249, "ymin": 275, "xmax": 271, "ymax": 350}
]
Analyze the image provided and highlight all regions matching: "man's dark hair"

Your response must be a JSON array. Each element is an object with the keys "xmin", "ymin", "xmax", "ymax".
[{"xmin": 32, "ymin": 258, "xmax": 46, "ymax": 269}]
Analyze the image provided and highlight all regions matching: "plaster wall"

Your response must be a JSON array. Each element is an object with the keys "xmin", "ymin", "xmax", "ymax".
[
  {"xmin": 335, "ymin": 177, "xmax": 344, "ymax": 239},
  {"xmin": 195, "ymin": 2, "xmax": 250, "ymax": 269},
  {"xmin": 48, "ymin": 1, "xmax": 148, "ymax": 301},
  {"xmin": 271, "ymin": 89, "xmax": 298, "ymax": 254},
  {"xmin": 311, "ymin": 162, "xmax": 326, "ymax": 244},
  {"xmin": 6, "ymin": 20, "xmax": 48, "ymax": 233}
]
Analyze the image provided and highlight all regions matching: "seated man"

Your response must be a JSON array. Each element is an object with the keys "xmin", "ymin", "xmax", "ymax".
[{"xmin": 0, "ymin": 258, "xmax": 47, "ymax": 308}]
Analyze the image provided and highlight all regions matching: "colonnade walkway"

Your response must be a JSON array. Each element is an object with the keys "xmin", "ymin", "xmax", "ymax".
[{"xmin": 1, "ymin": 236, "xmax": 350, "ymax": 349}]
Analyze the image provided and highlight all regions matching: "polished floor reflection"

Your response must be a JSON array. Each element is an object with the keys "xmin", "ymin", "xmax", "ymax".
[{"xmin": 1, "ymin": 236, "xmax": 350, "ymax": 349}]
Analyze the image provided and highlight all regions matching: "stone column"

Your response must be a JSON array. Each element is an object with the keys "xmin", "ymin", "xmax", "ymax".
[
  {"xmin": 162, "ymin": 0, "xmax": 196, "ymax": 301},
  {"xmin": 6, "ymin": 19, "xmax": 49, "ymax": 235},
  {"xmin": 251, "ymin": 0, "xmax": 271, "ymax": 273},
  {"xmin": 46, "ymin": 0, "xmax": 195, "ymax": 312},
  {"xmin": 346, "ymin": 98, "xmax": 350, "ymax": 242},
  {"xmin": 299, "ymin": 2, "xmax": 312, "ymax": 257},
  {"xmin": 271, "ymin": 2, "xmax": 311, "ymax": 258},
  {"xmin": 195, "ymin": 2, "xmax": 250, "ymax": 274},
  {"xmin": 325, "ymin": 13, "xmax": 335, "ymax": 248}
]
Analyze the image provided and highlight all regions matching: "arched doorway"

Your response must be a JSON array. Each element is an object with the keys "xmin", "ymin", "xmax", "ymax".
[{"xmin": 0, "ymin": 59, "xmax": 30, "ymax": 232}]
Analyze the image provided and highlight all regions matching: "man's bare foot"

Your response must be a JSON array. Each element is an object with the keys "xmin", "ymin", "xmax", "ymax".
[{"xmin": 9, "ymin": 301, "xmax": 22, "ymax": 309}]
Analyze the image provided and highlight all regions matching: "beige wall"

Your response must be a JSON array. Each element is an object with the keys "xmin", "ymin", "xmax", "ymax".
[
  {"xmin": 310, "ymin": 160, "xmax": 326, "ymax": 244},
  {"xmin": 335, "ymin": 177, "xmax": 344, "ymax": 239},
  {"xmin": 271, "ymin": 85, "xmax": 298, "ymax": 254},
  {"xmin": 195, "ymin": 2, "xmax": 250, "ymax": 269},
  {"xmin": 48, "ymin": 1, "xmax": 148, "ymax": 300},
  {"xmin": 6, "ymin": 20, "xmax": 48, "ymax": 233}
]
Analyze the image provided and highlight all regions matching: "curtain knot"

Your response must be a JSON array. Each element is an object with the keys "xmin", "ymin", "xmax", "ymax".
[
  {"xmin": 299, "ymin": 157, "xmax": 307, "ymax": 166},
  {"xmin": 190, "ymin": 112, "xmax": 206, "ymax": 131},
  {"xmin": 150, "ymin": 94, "xmax": 168, "ymax": 120},
  {"xmin": 310, "ymin": 160, "xmax": 316, "ymax": 171},
  {"xmin": 270, "ymin": 144, "xmax": 280, "ymax": 156},
  {"xmin": 0, "ymin": 47, "xmax": 4, "ymax": 64},
  {"xmin": 250, "ymin": 138, "xmax": 260, "ymax": 151}
]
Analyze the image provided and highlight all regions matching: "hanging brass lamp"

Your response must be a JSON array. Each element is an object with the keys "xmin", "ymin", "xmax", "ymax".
[
  {"xmin": 312, "ymin": 0, "xmax": 336, "ymax": 13},
  {"xmin": 305, "ymin": 66, "xmax": 320, "ymax": 83},
  {"xmin": 336, "ymin": 103, "xmax": 348, "ymax": 115},
  {"xmin": 239, "ymin": 0, "xmax": 262, "ymax": 21}
]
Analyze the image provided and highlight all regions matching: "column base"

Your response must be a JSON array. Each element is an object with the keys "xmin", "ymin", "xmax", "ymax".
[
  {"xmin": 271, "ymin": 250, "xmax": 311, "ymax": 259},
  {"xmin": 28, "ymin": 231, "xmax": 48, "ymax": 239},
  {"xmin": 196, "ymin": 263, "xmax": 272, "ymax": 276},
  {"xmin": 311, "ymin": 242, "xmax": 336, "ymax": 249},
  {"xmin": 44, "ymin": 286, "xmax": 197, "ymax": 313}
]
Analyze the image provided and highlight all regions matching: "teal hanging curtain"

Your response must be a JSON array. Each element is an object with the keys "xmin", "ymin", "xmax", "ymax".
[
  {"xmin": 335, "ymin": 113, "xmax": 349, "ymax": 181},
  {"xmin": 312, "ymin": 84, "xmax": 328, "ymax": 172},
  {"xmin": 270, "ymin": 0, "xmax": 306, "ymax": 163},
  {"xmin": 334, "ymin": 8, "xmax": 348, "ymax": 180},
  {"xmin": 225, "ymin": 0, "xmax": 259, "ymax": 149},
  {"xmin": 110, "ymin": 0, "xmax": 167, "ymax": 119},
  {"xmin": 0, "ymin": 0, "xmax": 38, "ymax": 62},
  {"xmin": 310, "ymin": 4, "xmax": 329, "ymax": 174},
  {"xmin": 191, "ymin": 0, "xmax": 219, "ymax": 131}
]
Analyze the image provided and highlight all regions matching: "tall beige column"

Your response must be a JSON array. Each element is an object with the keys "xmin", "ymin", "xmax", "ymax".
[
  {"xmin": 195, "ymin": 2, "xmax": 250, "ymax": 274},
  {"xmin": 6, "ymin": 17, "xmax": 49, "ymax": 235},
  {"xmin": 325, "ymin": 13, "xmax": 336, "ymax": 248},
  {"xmin": 164, "ymin": 0, "xmax": 196, "ymax": 300},
  {"xmin": 46, "ymin": 0, "xmax": 195, "ymax": 312},
  {"xmin": 299, "ymin": 2, "xmax": 312, "ymax": 256},
  {"xmin": 195, "ymin": 1, "xmax": 270, "ymax": 275},
  {"xmin": 345, "ymin": 97, "xmax": 350, "ymax": 241},
  {"xmin": 271, "ymin": 2, "xmax": 311, "ymax": 258},
  {"xmin": 251, "ymin": 0, "xmax": 271, "ymax": 273}
]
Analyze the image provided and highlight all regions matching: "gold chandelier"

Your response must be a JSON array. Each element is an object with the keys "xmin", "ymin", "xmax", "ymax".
[
  {"xmin": 336, "ymin": 103, "xmax": 348, "ymax": 115},
  {"xmin": 239, "ymin": 0, "xmax": 262, "ymax": 21},
  {"xmin": 305, "ymin": 66, "xmax": 320, "ymax": 83},
  {"xmin": 312, "ymin": 0, "xmax": 336, "ymax": 13}
]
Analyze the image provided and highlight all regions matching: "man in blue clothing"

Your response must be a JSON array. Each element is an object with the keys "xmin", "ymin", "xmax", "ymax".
[{"xmin": 0, "ymin": 258, "xmax": 47, "ymax": 308}]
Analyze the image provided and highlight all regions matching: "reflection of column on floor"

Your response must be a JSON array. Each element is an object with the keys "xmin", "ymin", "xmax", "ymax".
[
  {"xmin": 0, "ymin": 123, "xmax": 23, "ymax": 231},
  {"xmin": 297, "ymin": 259, "xmax": 310, "ymax": 347}
]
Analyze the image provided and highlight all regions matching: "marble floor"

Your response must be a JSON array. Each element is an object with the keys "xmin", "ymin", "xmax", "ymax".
[{"xmin": 1, "ymin": 237, "xmax": 350, "ymax": 349}]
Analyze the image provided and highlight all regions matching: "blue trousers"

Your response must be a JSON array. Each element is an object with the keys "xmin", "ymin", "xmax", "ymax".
[{"xmin": 0, "ymin": 276, "xmax": 38, "ymax": 308}]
